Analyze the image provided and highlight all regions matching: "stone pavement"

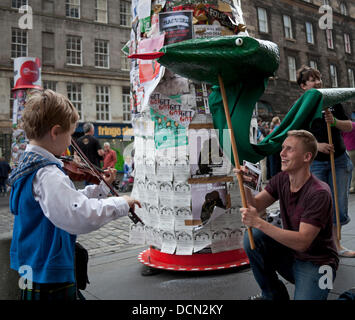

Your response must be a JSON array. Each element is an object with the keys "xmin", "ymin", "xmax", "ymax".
[{"xmin": 2, "ymin": 191, "xmax": 355, "ymax": 300}]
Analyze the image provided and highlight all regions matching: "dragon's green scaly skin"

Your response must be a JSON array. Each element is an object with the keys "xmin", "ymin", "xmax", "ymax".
[{"xmin": 158, "ymin": 35, "xmax": 280, "ymax": 85}]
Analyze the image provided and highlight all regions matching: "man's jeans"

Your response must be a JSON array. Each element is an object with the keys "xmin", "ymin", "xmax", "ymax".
[
  {"xmin": 311, "ymin": 152, "xmax": 353, "ymax": 225},
  {"xmin": 244, "ymin": 229, "xmax": 335, "ymax": 300}
]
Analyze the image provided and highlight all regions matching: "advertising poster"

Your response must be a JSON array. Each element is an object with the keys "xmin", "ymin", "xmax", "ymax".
[
  {"xmin": 189, "ymin": 128, "xmax": 231, "ymax": 177},
  {"xmin": 159, "ymin": 10, "xmax": 193, "ymax": 45},
  {"xmin": 191, "ymin": 182, "xmax": 227, "ymax": 223},
  {"xmin": 135, "ymin": 34, "xmax": 166, "ymax": 111},
  {"xmin": 150, "ymin": 109, "xmax": 188, "ymax": 149},
  {"xmin": 149, "ymin": 92, "xmax": 195, "ymax": 127}
]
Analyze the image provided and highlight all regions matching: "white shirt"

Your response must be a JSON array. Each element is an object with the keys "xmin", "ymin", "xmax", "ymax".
[{"xmin": 26, "ymin": 144, "xmax": 129, "ymax": 235}]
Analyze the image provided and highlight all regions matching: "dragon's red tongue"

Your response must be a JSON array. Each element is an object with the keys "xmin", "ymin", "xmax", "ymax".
[{"xmin": 128, "ymin": 52, "xmax": 165, "ymax": 60}]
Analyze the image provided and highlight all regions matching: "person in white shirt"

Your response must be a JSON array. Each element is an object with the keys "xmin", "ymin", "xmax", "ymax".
[{"xmin": 8, "ymin": 89, "xmax": 141, "ymax": 300}]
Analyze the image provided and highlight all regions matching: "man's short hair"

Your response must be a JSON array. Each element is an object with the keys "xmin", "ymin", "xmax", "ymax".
[
  {"xmin": 296, "ymin": 65, "xmax": 321, "ymax": 86},
  {"xmin": 104, "ymin": 142, "xmax": 110, "ymax": 147},
  {"xmin": 287, "ymin": 130, "xmax": 318, "ymax": 161},
  {"xmin": 22, "ymin": 89, "xmax": 79, "ymax": 140},
  {"xmin": 83, "ymin": 122, "xmax": 94, "ymax": 134}
]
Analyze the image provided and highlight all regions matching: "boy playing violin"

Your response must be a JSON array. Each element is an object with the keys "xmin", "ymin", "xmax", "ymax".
[{"xmin": 8, "ymin": 89, "xmax": 141, "ymax": 300}]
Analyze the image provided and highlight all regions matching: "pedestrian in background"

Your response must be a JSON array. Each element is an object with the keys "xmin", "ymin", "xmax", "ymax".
[
  {"xmin": 76, "ymin": 122, "xmax": 104, "ymax": 185},
  {"xmin": 297, "ymin": 65, "xmax": 355, "ymax": 257},
  {"xmin": 0, "ymin": 157, "xmax": 11, "ymax": 196},
  {"xmin": 342, "ymin": 121, "xmax": 355, "ymax": 194},
  {"xmin": 103, "ymin": 142, "xmax": 117, "ymax": 170}
]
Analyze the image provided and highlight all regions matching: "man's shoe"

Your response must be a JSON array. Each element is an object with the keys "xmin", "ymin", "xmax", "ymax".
[{"xmin": 338, "ymin": 247, "xmax": 355, "ymax": 258}]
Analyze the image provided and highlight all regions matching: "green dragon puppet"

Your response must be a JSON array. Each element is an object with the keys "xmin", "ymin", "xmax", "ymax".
[{"xmin": 130, "ymin": 35, "xmax": 355, "ymax": 165}]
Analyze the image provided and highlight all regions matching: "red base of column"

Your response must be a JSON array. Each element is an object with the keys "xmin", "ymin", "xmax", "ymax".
[{"xmin": 138, "ymin": 247, "xmax": 249, "ymax": 271}]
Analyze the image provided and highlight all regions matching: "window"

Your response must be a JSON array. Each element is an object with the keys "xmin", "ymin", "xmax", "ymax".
[
  {"xmin": 121, "ymin": 42, "xmax": 130, "ymax": 71},
  {"xmin": 329, "ymin": 64, "xmax": 338, "ymax": 87},
  {"xmin": 122, "ymin": 87, "xmax": 131, "ymax": 122},
  {"xmin": 95, "ymin": 0, "xmax": 107, "ymax": 23},
  {"xmin": 323, "ymin": 0, "xmax": 330, "ymax": 5},
  {"xmin": 326, "ymin": 29, "xmax": 334, "ymax": 49},
  {"xmin": 120, "ymin": 1, "xmax": 131, "ymax": 27},
  {"xmin": 309, "ymin": 60, "xmax": 318, "ymax": 70},
  {"xmin": 66, "ymin": 0, "xmax": 80, "ymax": 19},
  {"xmin": 66, "ymin": 36, "xmax": 82, "ymax": 65},
  {"xmin": 43, "ymin": 80, "xmax": 57, "ymax": 91},
  {"xmin": 340, "ymin": 3, "xmax": 348, "ymax": 16},
  {"xmin": 257, "ymin": 8, "xmax": 268, "ymax": 33},
  {"xmin": 305, "ymin": 22, "xmax": 314, "ymax": 44},
  {"xmin": 42, "ymin": 0, "xmax": 55, "ymax": 14},
  {"xmin": 12, "ymin": 0, "xmax": 27, "ymax": 8},
  {"xmin": 95, "ymin": 39, "xmax": 109, "ymax": 68},
  {"xmin": 67, "ymin": 83, "xmax": 83, "ymax": 120},
  {"xmin": 348, "ymin": 68, "xmax": 355, "ymax": 88},
  {"xmin": 11, "ymin": 28, "xmax": 27, "ymax": 58},
  {"xmin": 344, "ymin": 33, "xmax": 351, "ymax": 54},
  {"xmin": 288, "ymin": 56, "xmax": 297, "ymax": 82},
  {"xmin": 283, "ymin": 15, "xmax": 293, "ymax": 39},
  {"xmin": 10, "ymin": 78, "xmax": 14, "ymax": 120},
  {"xmin": 42, "ymin": 32, "xmax": 55, "ymax": 65},
  {"xmin": 96, "ymin": 85, "xmax": 110, "ymax": 121}
]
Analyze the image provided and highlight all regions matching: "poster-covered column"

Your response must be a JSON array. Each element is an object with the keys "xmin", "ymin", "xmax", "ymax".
[
  {"xmin": 128, "ymin": 0, "xmax": 251, "ymax": 271},
  {"xmin": 11, "ymin": 57, "xmax": 42, "ymax": 167}
]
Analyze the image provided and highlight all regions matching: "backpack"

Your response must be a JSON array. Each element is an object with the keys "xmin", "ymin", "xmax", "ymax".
[{"xmin": 75, "ymin": 242, "xmax": 90, "ymax": 290}]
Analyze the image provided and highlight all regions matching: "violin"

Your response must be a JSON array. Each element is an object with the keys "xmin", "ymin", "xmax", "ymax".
[
  {"xmin": 60, "ymin": 156, "xmax": 102, "ymax": 185},
  {"xmin": 69, "ymin": 138, "xmax": 144, "ymax": 225}
]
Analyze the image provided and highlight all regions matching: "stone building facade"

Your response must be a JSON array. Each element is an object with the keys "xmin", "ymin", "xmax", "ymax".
[{"xmin": 0, "ymin": 0, "xmax": 132, "ymax": 161}]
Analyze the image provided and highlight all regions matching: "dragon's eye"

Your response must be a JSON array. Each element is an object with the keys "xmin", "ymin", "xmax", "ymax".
[{"xmin": 235, "ymin": 38, "xmax": 243, "ymax": 46}]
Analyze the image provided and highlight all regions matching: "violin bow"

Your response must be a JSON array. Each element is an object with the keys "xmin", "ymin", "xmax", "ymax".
[{"xmin": 70, "ymin": 138, "xmax": 144, "ymax": 225}]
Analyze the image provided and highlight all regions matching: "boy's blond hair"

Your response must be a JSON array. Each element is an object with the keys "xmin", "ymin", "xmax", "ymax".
[
  {"xmin": 287, "ymin": 130, "xmax": 318, "ymax": 161},
  {"xmin": 22, "ymin": 89, "xmax": 79, "ymax": 139}
]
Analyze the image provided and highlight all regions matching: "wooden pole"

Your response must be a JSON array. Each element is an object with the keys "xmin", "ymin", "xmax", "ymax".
[
  {"xmin": 326, "ymin": 114, "xmax": 341, "ymax": 240},
  {"xmin": 218, "ymin": 74, "xmax": 255, "ymax": 250}
]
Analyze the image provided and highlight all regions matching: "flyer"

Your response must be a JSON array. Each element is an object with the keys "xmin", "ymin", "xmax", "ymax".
[
  {"xmin": 242, "ymin": 160, "xmax": 262, "ymax": 194},
  {"xmin": 159, "ymin": 205, "xmax": 175, "ymax": 230},
  {"xmin": 211, "ymin": 228, "xmax": 229, "ymax": 253},
  {"xmin": 158, "ymin": 181, "xmax": 175, "ymax": 207},
  {"xmin": 173, "ymin": 181, "xmax": 191, "ymax": 206},
  {"xmin": 173, "ymin": 157, "xmax": 190, "ymax": 181},
  {"xmin": 193, "ymin": 225, "xmax": 212, "ymax": 253},
  {"xmin": 156, "ymin": 155, "xmax": 174, "ymax": 181},
  {"xmin": 129, "ymin": 222, "xmax": 146, "ymax": 245},
  {"xmin": 161, "ymin": 230, "xmax": 177, "ymax": 254},
  {"xmin": 175, "ymin": 229, "xmax": 193, "ymax": 255},
  {"xmin": 174, "ymin": 206, "xmax": 193, "ymax": 230}
]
